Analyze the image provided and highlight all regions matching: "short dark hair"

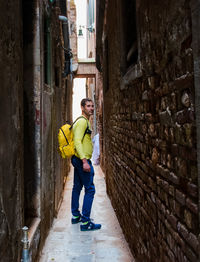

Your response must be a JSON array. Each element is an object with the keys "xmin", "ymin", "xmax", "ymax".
[{"xmin": 81, "ymin": 98, "xmax": 93, "ymax": 107}]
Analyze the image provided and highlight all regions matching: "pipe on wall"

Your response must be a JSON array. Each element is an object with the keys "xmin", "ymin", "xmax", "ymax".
[{"xmin": 59, "ymin": 15, "xmax": 73, "ymax": 77}]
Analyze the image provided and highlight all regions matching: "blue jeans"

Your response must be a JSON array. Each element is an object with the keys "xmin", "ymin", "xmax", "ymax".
[{"xmin": 71, "ymin": 155, "xmax": 95, "ymax": 223}]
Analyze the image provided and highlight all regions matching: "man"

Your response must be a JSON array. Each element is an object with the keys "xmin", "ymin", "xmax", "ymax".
[{"xmin": 71, "ymin": 98, "xmax": 101, "ymax": 231}]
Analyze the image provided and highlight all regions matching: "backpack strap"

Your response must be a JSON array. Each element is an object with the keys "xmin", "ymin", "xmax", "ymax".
[
  {"xmin": 70, "ymin": 116, "xmax": 89, "ymax": 141},
  {"xmin": 82, "ymin": 121, "xmax": 89, "ymax": 141},
  {"xmin": 60, "ymin": 127, "xmax": 69, "ymax": 145},
  {"xmin": 69, "ymin": 116, "xmax": 86, "ymax": 129}
]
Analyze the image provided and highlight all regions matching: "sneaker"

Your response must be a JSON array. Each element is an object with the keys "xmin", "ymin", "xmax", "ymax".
[
  {"xmin": 80, "ymin": 221, "xmax": 101, "ymax": 231},
  {"xmin": 71, "ymin": 215, "xmax": 82, "ymax": 224}
]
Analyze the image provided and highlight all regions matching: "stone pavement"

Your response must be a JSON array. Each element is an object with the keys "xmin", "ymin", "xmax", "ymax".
[{"xmin": 38, "ymin": 165, "xmax": 134, "ymax": 262}]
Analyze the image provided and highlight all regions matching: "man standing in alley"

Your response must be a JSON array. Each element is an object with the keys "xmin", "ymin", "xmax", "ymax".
[{"xmin": 71, "ymin": 98, "xmax": 101, "ymax": 231}]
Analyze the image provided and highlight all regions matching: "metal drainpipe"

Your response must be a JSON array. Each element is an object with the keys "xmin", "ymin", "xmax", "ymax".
[
  {"xmin": 21, "ymin": 226, "xmax": 29, "ymax": 262},
  {"xmin": 59, "ymin": 16, "xmax": 69, "ymax": 48}
]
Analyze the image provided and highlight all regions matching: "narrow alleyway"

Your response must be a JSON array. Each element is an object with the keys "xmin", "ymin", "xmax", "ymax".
[{"xmin": 38, "ymin": 165, "xmax": 134, "ymax": 262}]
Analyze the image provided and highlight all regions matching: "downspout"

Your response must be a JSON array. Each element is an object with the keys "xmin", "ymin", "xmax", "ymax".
[
  {"xmin": 190, "ymin": 0, "xmax": 200, "ymax": 258},
  {"xmin": 59, "ymin": 15, "xmax": 73, "ymax": 77}
]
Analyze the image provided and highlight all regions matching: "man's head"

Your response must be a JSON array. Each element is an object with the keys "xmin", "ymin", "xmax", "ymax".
[{"xmin": 81, "ymin": 98, "xmax": 94, "ymax": 119}]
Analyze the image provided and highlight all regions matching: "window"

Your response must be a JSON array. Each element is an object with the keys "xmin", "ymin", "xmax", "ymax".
[{"xmin": 121, "ymin": 0, "xmax": 138, "ymax": 73}]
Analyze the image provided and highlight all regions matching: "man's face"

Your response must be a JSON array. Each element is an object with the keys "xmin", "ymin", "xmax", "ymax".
[{"xmin": 81, "ymin": 101, "xmax": 94, "ymax": 117}]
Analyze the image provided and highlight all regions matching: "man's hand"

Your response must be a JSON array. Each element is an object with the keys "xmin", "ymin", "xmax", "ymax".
[{"xmin": 82, "ymin": 158, "xmax": 91, "ymax": 172}]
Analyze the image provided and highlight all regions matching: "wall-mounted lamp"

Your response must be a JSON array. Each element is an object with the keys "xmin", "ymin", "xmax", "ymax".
[
  {"xmin": 78, "ymin": 26, "xmax": 84, "ymax": 37},
  {"xmin": 78, "ymin": 24, "xmax": 95, "ymax": 37}
]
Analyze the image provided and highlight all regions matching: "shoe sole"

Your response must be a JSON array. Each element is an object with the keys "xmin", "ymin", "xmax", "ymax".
[
  {"xmin": 80, "ymin": 226, "xmax": 101, "ymax": 231},
  {"xmin": 71, "ymin": 221, "xmax": 81, "ymax": 224}
]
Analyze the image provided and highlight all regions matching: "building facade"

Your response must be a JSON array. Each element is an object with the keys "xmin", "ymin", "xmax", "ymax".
[
  {"xmin": 0, "ymin": 0, "xmax": 73, "ymax": 261},
  {"xmin": 96, "ymin": 0, "xmax": 200, "ymax": 261}
]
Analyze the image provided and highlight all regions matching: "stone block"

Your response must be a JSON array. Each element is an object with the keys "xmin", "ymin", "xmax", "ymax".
[
  {"xmin": 186, "ymin": 198, "xmax": 198, "ymax": 214},
  {"xmin": 176, "ymin": 190, "xmax": 186, "ymax": 205},
  {"xmin": 175, "ymin": 109, "xmax": 195, "ymax": 125},
  {"xmin": 166, "ymin": 211, "xmax": 178, "ymax": 230},
  {"xmin": 177, "ymin": 222, "xmax": 189, "ymax": 242},
  {"xmin": 186, "ymin": 182, "xmax": 198, "ymax": 198},
  {"xmin": 184, "ymin": 245, "xmax": 198, "ymax": 262},
  {"xmin": 184, "ymin": 209, "xmax": 193, "ymax": 229},
  {"xmin": 159, "ymin": 108, "xmax": 173, "ymax": 126}
]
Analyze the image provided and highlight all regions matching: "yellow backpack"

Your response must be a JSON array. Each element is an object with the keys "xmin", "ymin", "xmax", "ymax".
[{"xmin": 58, "ymin": 117, "xmax": 88, "ymax": 158}]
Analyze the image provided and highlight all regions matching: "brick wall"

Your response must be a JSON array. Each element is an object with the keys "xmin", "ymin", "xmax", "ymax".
[
  {"xmin": 100, "ymin": 0, "xmax": 199, "ymax": 261},
  {"xmin": 95, "ymin": 71, "xmax": 105, "ymax": 169}
]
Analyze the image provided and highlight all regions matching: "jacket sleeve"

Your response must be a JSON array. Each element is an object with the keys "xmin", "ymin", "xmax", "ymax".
[{"xmin": 73, "ymin": 118, "xmax": 87, "ymax": 159}]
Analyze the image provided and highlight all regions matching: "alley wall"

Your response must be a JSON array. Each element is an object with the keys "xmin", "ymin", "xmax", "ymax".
[
  {"xmin": 97, "ymin": 0, "xmax": 199, "ymax": 261},
  {"xmin": 0, "ymin": 1, "xmax": 23, "ymax": 261},
  {"xmin": 0, "ymin": 1, "xmax": 72, "ymax": 261}
]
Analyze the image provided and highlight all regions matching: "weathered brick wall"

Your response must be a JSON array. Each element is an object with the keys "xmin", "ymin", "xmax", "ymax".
[
  {"xmin": 0, "ymin": 1, "xmax": 23, "ymax": 261},
  {"xmin": 102, "ymin": 0, "xmax": 199, "ymax": 261}
]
